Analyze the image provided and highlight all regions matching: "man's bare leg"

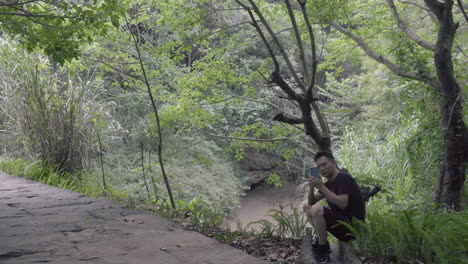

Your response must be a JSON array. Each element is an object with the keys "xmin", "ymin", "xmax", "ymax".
[{"xmin": 303, "ymin": 202, "xmax": 327, "ymax": 245}]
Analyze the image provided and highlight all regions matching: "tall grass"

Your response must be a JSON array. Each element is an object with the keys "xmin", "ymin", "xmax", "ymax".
[
  {"xmin": 247, "ymin": 207, "xmax": 308, "ymax": 239},
  {"xmin": 0, "ymin": 157, "xmax": 28, "ymax": 177},
  {"xmin": 0, "ymin": 47, "xmax": 107, "ymax": 173},
  {"xmin": 0, "ymin": 157, "xmax": 83, "ymax": 192},
  {"xmin": 349, "ymin": 208, "xmax": 468, "ymax": 264},
  {"xmin": 334, "ymin": 114, "xmax": 465, "ymax": 263},
  {"xmin": 336, "ymin": 118, "xmax": 438, "ymax": 206}
]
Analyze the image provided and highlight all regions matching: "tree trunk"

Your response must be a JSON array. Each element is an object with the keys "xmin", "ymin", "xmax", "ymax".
[
  {"xmin": 428, "ymin": 0, "xmax": 467, "ymax": 210},
  {"xmin": 330, "ymin": 0, "xmax": 467, "ymax": 209}
]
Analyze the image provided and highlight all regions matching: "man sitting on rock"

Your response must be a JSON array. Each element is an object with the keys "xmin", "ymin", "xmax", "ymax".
[{"xmin": 303, "ymin": 151, "xmax": 365, "ymax": 264}]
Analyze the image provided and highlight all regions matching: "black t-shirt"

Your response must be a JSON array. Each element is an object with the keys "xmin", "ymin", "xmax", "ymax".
[{"xmin": 321, "ymin": 171, "xmax": 365, "ymax": 221}]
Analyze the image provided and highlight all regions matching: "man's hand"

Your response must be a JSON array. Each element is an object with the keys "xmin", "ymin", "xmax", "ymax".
[
  {"xmin": 309, "ymin": 177, "xmax": 324, "ymax": 189},
  {"xmin": 309, "ymin": 177, "xmax": 349, "ymax": 209},
  {"xmin": 307, "ymin": 177, "xmax": 325, "ymax": 206}
]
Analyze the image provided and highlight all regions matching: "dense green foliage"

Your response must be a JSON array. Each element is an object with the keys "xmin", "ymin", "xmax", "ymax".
[
  {"xmin": 350, "ymin": 208, "xmax": 468, "ymax": 263},
  {"xmin": 0, "ymin": 157, "xmax": 83, "ymax": 192},
  {"xmin": 0, "ymin": 0, "xmax": 124, "ymax": 64},
  {"xmin": 0, "ymin": 0, "xmax": 466, "ymax": 263},
  {"xmin": 0, "ymin": 44, "xmax": 105, "ymax": 172}
]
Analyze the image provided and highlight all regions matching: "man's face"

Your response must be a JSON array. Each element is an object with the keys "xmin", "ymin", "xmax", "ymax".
[{"xmin": 315, "ymin": 156, "xmax": 336, "ymax": 178}]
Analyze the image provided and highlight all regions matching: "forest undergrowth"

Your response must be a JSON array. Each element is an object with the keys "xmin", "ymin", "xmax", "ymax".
[
  {"xmin": 2, "ymin": 107, "xmax": 468, "ymax": 263},
  {"xmin": 1, "ymin": 155, "xmax": 467, "ymax": 264}
]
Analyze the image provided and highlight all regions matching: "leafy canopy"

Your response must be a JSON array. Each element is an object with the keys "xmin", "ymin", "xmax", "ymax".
[{"xmin": 0, "ymin": 0, "xmax": 125, "ymax": 64}]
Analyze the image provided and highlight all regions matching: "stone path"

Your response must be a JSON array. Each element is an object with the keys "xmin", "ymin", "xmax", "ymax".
[
  {"xmin": 0, "ymin": 172, "xmax": 265, "ymax": 264},
  {"xmin": 300, "ymin": 228, "xmax": 362, "ymax": 264}
]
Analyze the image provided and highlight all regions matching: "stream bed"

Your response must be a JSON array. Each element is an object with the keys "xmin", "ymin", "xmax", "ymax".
[{"xmin": 227, "ymin": 181, "xmax": 305, "ymax": 231}]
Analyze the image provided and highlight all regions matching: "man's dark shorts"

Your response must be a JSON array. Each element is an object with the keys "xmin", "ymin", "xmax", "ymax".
[{"xmin": 323, "ymin": 207, "xmax": 355, "ymax": 242}]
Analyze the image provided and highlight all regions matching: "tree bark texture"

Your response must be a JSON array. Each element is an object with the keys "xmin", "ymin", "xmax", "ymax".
[
  {"xmin": 425, "ymin": 0, "xmax": 467, "ymax": 210},
  {"xmin": 271, "ymin": 71, "xmax": 332, "ymax": 153}
]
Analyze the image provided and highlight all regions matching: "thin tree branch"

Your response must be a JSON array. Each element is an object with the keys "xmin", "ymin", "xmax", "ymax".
[
  {"xmin": 236, "ymin": 0, "xmax": 303, "ymax": 103},
  {"xmin": 237, "ymin": 96, "xmax": 298, "ymax": 115},
  {"xmin": 285, "ymin": 0, "xmax": 309, "ymax": 83},
  {"xmin": 194, "ymin": 21, "xmax": 253, "ymax": 41},
  {"xmin": 246, "ymin": 0, "xmax": 307, "ymax": 91},
  {"xmin": 141, "ymin": 142, "xmax": 151, "ymax": 201},
  {"xmin": 126, "ymin": 16, "xmax": 176, "ymax": 210},
  {"xmin": 278, "ymin": 121, "xmax": 306, "ymax": 134},
  {"xmin": 0, "ymin": 12, "xmax": 85, "ymax": 19},
  {"xmin": 456, "ymin": 0, "xmax": 468, "ymax": 24},
  {"xmin": 0, "ymin": 0, "xmax": 40, "ymax": 6},
  {"xmin": 203, "ymin": 131, "xmax": 290, "ymax": 142},
  {"xmin": 205, "ymin": 127, "xmax": 316, "ymax": 159},
  {"xmin": 298, "ymin": 0, "xmax": 317, "ymax": 98},
  {"xmin": 236, "ymin": 0, "xmax": 280, "ymax": 72},
  {"xmin": 330, "ymin": 21, "xmax": 433, "ymax": 83},
  {"xmin": 97, "ymin": 132, "xmax": 107, "ymax": 190},
  {"xmin": 456, "ymin": 44, "xmax": 468, "ymax": 60},
  {"xmin": 386, "ymin": 0, "xmax": 436, "ymax": 51}
]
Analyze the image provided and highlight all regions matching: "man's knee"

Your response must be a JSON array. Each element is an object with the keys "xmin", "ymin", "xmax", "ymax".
[
  {"xmin": 302, "ymin": 201, "xmax": 310, "ymax": 213},
  {"xmin": 310, "ymin": 204, "xmax": 324, "ymax": 217},
  {"xmin": 303, "ymin": 202, "xmax": 324, "ymax": 217}
]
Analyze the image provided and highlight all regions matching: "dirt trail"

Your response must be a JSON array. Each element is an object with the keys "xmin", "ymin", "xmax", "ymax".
[{"xmin": 0, "ymin": 172, "xmax": 264, "ymax": 264}]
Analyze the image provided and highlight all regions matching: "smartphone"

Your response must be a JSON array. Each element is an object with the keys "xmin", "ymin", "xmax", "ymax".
[{"xmin": 310, "ymin": 167, "xmax": 320, "ymax": 179}]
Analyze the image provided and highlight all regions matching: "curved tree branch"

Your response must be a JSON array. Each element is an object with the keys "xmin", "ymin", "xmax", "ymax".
[
  {"xmin": 237, "ymin": 96, "xmax": 300, "ymax": 116},
  {"xmin": 330, "ymin": 21, "xmax": 436, "ymax": 85},
  {"xmin": 202, "ymin": 131, "xmax": 290, "ymax": 142},
  {"xmin": 398, "ymin": 0, "xmax": 437, "ymax": 21},
  {"xmin": 386, "ymin": 0, "xmax": 436, "ymax": 51}
]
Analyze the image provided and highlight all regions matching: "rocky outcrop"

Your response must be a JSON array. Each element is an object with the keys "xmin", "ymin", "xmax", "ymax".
[
  {"xmin": 238, "ymin": 148, "xmax": 305, "ymax": 186},
  {"xmin": 238, "ymin": 148, "xmax": 283, "ymax": 186}
]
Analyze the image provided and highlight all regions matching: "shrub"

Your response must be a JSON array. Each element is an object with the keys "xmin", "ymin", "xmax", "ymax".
[
  {"xmin": 0, "ymin": 157, "xmax": 84, "ymax": 192},
  {"xmin": 247, "ymin": 207, "xmax": 308, "ymax": 239},
  {"xmin": 0, "ymin": 48, "xmax": 107, "ymax": 173},
  {"xmin": 349, "ymin": 208, "xmax": 468, "ymax": 264}
]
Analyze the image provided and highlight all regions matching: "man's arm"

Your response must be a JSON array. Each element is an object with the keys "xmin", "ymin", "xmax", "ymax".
[
  {"xmin": 310, "ymin": 177, "xmax": 349, "ymax": 209},
  {"xmin": 318, "ymin": 186, "xmax": 349, "ymax": 209},
  {"xmin": 308, "ymin": 187, "xmax": 325, "ymax": 205}
]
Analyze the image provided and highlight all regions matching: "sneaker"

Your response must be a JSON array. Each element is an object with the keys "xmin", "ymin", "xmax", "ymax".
[
  {"xmin": 314, "ymin": 244, "xmax": 330, "ymax": 264},
  {"xmin": 312, "ymin": 237, "xmax": 331, "ymax": 255}
]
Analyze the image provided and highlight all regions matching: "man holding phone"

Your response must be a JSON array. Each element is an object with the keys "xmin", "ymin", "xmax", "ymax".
[{"xmin": 303, "ymin": 151, "xmax": 365, "ymax": 264}]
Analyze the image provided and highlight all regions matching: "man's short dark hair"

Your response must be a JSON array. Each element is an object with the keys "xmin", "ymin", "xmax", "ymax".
[{"xmin": 314, "ymin": 151, "xmax": 335, "ymax": 162}]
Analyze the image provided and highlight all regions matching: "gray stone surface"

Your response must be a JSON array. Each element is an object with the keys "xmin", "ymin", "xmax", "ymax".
[
  {"xmin": 300, "ymin": 228, "xmax": 361, "ymax": 264},
  {"xmin": 0, "ymin": 172, "xmax": 265, "ymax": 264}
]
